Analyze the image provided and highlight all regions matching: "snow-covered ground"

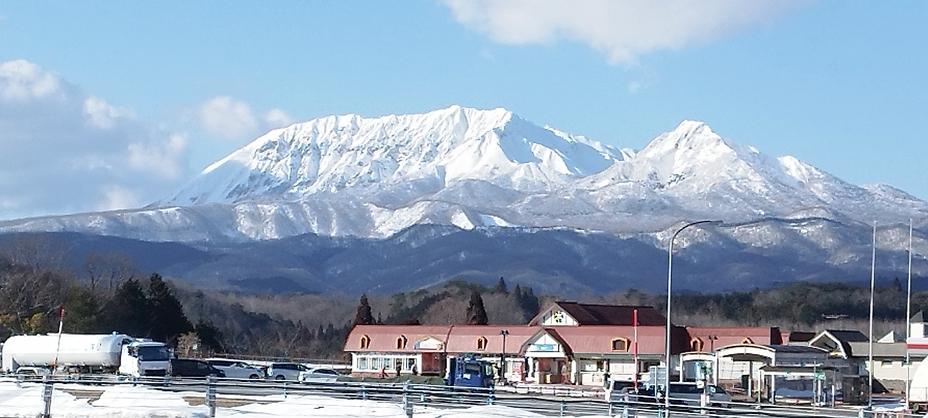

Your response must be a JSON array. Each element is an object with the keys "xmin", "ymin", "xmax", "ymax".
[{"xmin": 0, "ymin": 380, "xmax": 606, "ymax": 418}]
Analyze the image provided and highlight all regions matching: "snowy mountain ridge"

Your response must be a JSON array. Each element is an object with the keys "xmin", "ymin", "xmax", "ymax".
[
  {"xmin": 161, "ymin": 105, "xmax": 625, "ymax": 207},
  {"xmin": 2, "ymin": 106, "xmax": 926, "ymax": 246}
]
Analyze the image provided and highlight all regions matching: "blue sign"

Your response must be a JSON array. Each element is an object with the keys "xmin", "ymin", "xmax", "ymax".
[{"xmin": 533, "ymin": 344, "xmax": 556, "ymax": 352}]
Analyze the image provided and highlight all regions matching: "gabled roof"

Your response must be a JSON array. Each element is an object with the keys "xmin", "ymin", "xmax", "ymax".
[
  {"xmin": 913, "ymin": 310, "xmax": 924, "ymax": 323},
  {"xmin": 685, "ymin": 327, "xmax": 782, "ymax": 347},
  {"xmin": 531, "ymin": 301, "xmax": 666, "ymax": 326},
  {"xmin": 878, "ymin": 330, "xmax": 905, "ymax": 343},
  {"xmin": 519, "ymin": 328, "xmax": 573, "ymax": 356},
  {"xmin": 808, "ymin": 330, "xmax": 869, "ymax": 359},
  {"xmin": 825, "ymin": 330, "xmax": 869, "ymax": 343},
  {"xmin": 847, "ymin": 341, "xmax": 906, "ymax": 359},
  {"xmin": 787, "ymin": 331, "xmax": 817, "ymax": 344}
]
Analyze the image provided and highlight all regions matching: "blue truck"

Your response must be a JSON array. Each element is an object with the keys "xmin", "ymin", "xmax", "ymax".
[{"xmin": 445, "ymin": 354, "xmax": 495, "ymax": 389}]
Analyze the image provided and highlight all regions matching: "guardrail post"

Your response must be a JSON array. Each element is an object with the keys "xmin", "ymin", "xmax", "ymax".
[
  {"xmin": 41, "ymin": 376, "xmax": 53, "ymax": 418},
  {"xmin": 402, "ymin": 380, "xmax": 413, "ymax": 418},
  {"xmin": 206, "ymin": 375, "xmax": 217, "ymax": 418},
  {"xmin": 559, "ymin": 400, "xmax": 565, "ymax": 417},
  {"xmin": 361, "ymin": 383, "xmax": 367, "ymax": 400},
  {"xmin": 283, "ymin": 381, "xmax": 288, "ymax": 399},
  {"xmin": 487, "ymin": 387, "xmax": 495, "ymax": 405}
]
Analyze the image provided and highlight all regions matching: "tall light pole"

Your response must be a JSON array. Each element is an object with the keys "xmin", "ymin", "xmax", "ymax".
[
  {"xmin": 665, "ymin": 220, "xmax": 721, "ymax": 412},
  {"xmin": 907, "ymin": 219, "xmax": 913, "ymax": 409},
  {"xmin": 868, "ymin": 222, "xmax": 876, "ymax": 412},
  {"xmin": 500, "ymin": 329, "xmax": 509, "ymax": 384}
]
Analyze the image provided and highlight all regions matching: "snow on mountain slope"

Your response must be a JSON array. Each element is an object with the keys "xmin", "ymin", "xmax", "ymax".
[
  {"xmin": 160, "ymin": 106, "xmax": 624, "ymax": 207},
  {"xmin": 569, "ymin": 120, "xmax": 928, "ymax": 226},
  {"xmin": 2, "ymin": 108, "xmax": 926, "ymax": 246}
]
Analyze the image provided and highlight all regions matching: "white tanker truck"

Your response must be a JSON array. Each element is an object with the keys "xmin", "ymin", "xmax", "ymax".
[{"xmin": 2, "ymin": 333, "xmax": 170, "ymax": 377}]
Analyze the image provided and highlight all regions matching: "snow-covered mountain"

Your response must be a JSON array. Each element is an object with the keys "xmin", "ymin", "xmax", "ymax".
[
  {"xmin": 2, "ymin": 105, "xmax": 927, "ymax": 293},
  {"xmin": 2, "ymin": 106, "xmax": 926, "ymax": 245},
  {"xmin": 160, "ymin": 106, "xmax": 628, "ymax": 207}
]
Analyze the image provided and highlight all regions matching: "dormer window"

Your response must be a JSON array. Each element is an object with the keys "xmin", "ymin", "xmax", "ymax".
[
  {"xmin": 360, "ymin": 335, "xmax": 371, "ymax": 349},
  {"xmin": 396, "ymin": 335, "xmax": 407, "ymax": 349},
  {"xmin": 611, "ymin": 337, "xmax": 629, "ymax": 351},
  {"xmin": 476, "ymin": 336, "xmax": 488, "ymax": 351},
  {"xmin": 741, "ymin": 337, "xmax": 754, "ymax": 344},
  {"xmin": 690, "ymin": 338, "xmax": 704, "ymax": 352}
]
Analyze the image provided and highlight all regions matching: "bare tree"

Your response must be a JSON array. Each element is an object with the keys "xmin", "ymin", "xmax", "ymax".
[
  {"xmin": 421, "ymin": 298, "xmax": 469, "ymax": 325},
  {"xmin": 0, "ymin": 260, "xmax": 72, "ymax": 337},
  {"xmin": 83, "ymin": 250, "xmax": 136, "ymax": 293},
  {"xmin": 0, "ymin": 234, "xmax": 68, "ymax": 272}
]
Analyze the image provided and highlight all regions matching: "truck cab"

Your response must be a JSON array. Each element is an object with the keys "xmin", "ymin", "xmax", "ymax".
[
  {"xmin": 119, "ymin": 340, "xmax": 170, "ymax": 377},
  {"xmin": 445, "ymin": 355, "xmax": 494, "ymax": 389}
]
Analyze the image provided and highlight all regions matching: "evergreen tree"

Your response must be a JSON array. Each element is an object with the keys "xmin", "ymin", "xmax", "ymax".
[
  {"xmin": 354, "ymin": 294, "xmax": 374, "ymax": 326},
  {"xmin": 194, "ymin": 319, "xmax": 225, "ymax": 353},
  {"xmin": 147, "ymin": 273, "xmax": 193, "ymax": 346},
  {"xmin": 494, "ymin": 277, "xmax": 508, "ymax": 294},
  {"xmin": 62, "ymin": 285, "xmax": 103, "ymax": 333},
  {"xmin": 466, "ymin": 291, "xmax": 489, "ymax": 325},
  {"xmin": 104, "ymin": 278, "xmax": 151, "ymax": 337},
  {"xmin": 518, "ymin": 286, "xmax": 540, "ymax": 322}
]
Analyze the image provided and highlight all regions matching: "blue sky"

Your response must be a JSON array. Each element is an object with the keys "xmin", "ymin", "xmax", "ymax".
[{"xmin": 1, "ymin": 1, "xmax": 926, "ymax": 220}]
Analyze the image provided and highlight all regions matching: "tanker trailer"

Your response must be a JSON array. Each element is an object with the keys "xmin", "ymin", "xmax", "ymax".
[{"xmin": 2, "ymin": 333, "xmax": 169, "ymax": 377}]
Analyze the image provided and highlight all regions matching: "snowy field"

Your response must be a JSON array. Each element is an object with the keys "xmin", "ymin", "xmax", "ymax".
[{"xmin": 0, "ymin": 379, "xmax": 607, "ymax": 418}]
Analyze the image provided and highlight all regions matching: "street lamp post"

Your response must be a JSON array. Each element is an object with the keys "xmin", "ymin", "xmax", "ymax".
[
  {"xmin": 665, "ymin": 220, "xmax": 721, "ymax": 413},
  {"xmin": 868, "ymin": 222, "xmax": 876, "ymax": 412},
  {"xmin": 500, "ymin": 329, "xmax": 509, "ymax": 384},
  {"xmin": 906, "ymin": 219, "xmax": 913, "ymax": 410}
]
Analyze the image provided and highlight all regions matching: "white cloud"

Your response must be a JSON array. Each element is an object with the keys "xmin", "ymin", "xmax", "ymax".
[
  {"xmin": 197, "ymin": 96, "xmax": 258, "ymax": 139},
  {"xmin": 0, "ymin": 59, "xmax": 190, "ymax": 220},
  {"xmin": 84, "ymin": 96, "xmax": 134, "ymax": 129},
  {"xmin": 0, "ymin": 59, "xmax": 64, "ymax": 101},
  {"xmin": 264, "ymin": 108, "xmax": 295, "ymax": 128},
  {"xmin": 95, "ymin": 185, "xmax": 141, "ymax": 212},
  {"xmin": 196, "ymin": 96, "xmax": 297, "ymax": 140},
  {"xmin": 128, "ymin": 133, "xmax": 188, "ymax": 179},
  {"xmin": 443, "ymin": 0, "xmax": 807, "ymax": 64}
]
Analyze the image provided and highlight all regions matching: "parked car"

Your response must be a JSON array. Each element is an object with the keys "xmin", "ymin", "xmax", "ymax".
[
  {"xmin": 265, "ymin": 362, "xmax": 307, "ymax": 381},
  {"xmin": 663, "ymin": 382, "xmax": 732, "ymax": 408},
  {"xmin": 170, "ymin": 359, "xmax": 225, "ymax": 378},
  {"xmin": 205, "ymin": 359, "xmax": 264, "ymax": 379},
  {"xmin": 298, "ymin": 367, "xmax": 341, "ymax": 384}
]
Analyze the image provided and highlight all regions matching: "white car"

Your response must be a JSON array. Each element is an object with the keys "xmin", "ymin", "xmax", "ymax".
[
  {"xmin": 664, "ymin": 383, "xmax": 732, "ymax": 408},
  {"xmin": 266, "ymin": 362, "xmax": 308, "ymax": 381},
  {"xmin": 299, "ymin": 367, "xmax": 341, "ymax": 384},
  {"xmin": 205, "ymin": 359, "xmax": 264, "ymax": 379}
]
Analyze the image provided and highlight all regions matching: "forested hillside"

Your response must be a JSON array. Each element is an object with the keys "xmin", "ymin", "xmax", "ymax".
[{"xmin": 0, "ymin": 236, "xmax": 920, "ymax": 360}]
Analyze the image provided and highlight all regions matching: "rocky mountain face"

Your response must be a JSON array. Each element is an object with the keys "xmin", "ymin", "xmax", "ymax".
[{"xmin": 1, "ymin": 106, "xmax": 926, "ymax": 294}]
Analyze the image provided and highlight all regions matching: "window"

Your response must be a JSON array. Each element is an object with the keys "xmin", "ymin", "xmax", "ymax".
[
  {"xmin": 358, "ymin": 357, "xmax": 369, "ymax": 370},
  {"xmin": 741, "ymin": 337, "xmax": 754, "ymax": 344},
  {"xmin": 611, "ymin": 337, "xmax": 629, "ymax": 351},
  {"xmin": 360, "ymin": 335, "xmax": 371, "ymax": 349},
  {"xmin": 476, "ymin": 336, "xmax": 488, "ymax": 351},
  {"xmin": 552, "ymin": 309, "xmax": 566, "ymax": 324},
  {"xmin": 690, "ymin": 338, "xmax": 704, "ymax": 352},
  {"xmin": 396, "ymin": 335, "xmax": 407, "ymax": 349}
]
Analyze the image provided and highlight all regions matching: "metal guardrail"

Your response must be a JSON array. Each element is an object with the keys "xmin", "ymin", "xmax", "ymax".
[{"xmin": 3, "ymin": 375, "xmax": 917, "ymax": 418}]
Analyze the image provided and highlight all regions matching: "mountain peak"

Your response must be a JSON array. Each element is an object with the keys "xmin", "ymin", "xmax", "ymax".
[{"xmin": 160, "ymin": 106, "xmax": 621, "ymax": 207}]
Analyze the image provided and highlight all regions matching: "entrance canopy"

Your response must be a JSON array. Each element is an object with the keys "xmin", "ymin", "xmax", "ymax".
[{"xmin": 716, "ymin": 344, "xmax": 775, "ymax": 363}]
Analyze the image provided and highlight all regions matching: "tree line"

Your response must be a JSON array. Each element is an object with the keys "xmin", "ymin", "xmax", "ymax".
[{"xmin": 1, "ymin": 235, "xmax": 922, "ymax": 360}]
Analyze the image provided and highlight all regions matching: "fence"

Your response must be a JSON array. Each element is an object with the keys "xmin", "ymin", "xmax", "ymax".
[{"xmin": 0, "ymin": 375, "xmax": 917, "ymax": 418}]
